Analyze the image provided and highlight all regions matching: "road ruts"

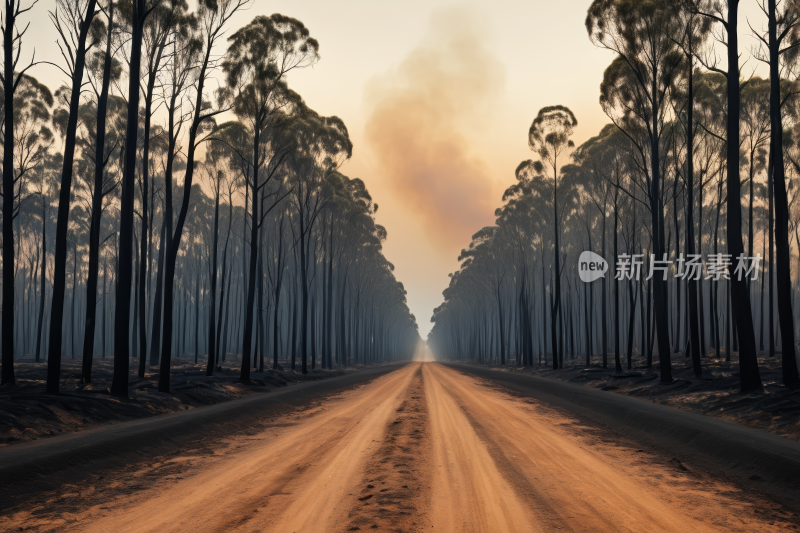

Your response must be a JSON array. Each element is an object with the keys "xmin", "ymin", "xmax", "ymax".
[{"xmin": 2, "ymin": 362, "xmax": 797, "ymax": 533}]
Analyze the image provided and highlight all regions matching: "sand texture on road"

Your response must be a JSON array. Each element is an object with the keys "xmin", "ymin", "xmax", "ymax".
[{"xmin": 2, "ymin": 363, "xmax": 797, "ymax": 532}]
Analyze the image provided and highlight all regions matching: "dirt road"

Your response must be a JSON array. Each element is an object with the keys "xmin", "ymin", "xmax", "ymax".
[{"xmin": 3, "ymin": 363, "xmax": 798, "ymax": 532}]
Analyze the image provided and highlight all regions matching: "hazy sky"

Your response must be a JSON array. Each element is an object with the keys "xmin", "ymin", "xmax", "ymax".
[
  {"xmin": 26, "ymin": 0, "xmax": 768, "ymax": 337},
  {"xmin": 258, "ymin": 0, "xmax": 615, "ymax": 337}
]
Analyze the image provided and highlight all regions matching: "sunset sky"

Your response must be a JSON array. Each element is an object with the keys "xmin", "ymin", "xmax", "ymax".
[
  {"xmin": 27, "ymin": 0, "xmax": 768, "ymax": 337},
  {"xmin": 261, "ymin": 0, "xmax": 615, "ymax": 337}
]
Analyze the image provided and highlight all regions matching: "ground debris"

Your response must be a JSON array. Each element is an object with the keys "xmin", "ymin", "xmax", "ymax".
[{"xmin": 0, "ymin": 359, "xmax": 349, "ymax": 445}]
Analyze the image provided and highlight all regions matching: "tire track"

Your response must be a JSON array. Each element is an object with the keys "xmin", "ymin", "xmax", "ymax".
[{"xmin": 341, "ymin": 365, "xmax": 432, "ymax": 532}]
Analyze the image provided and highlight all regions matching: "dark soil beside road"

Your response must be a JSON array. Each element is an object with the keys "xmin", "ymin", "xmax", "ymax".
[
  {"xmin": 464, "ymin": 350, "xmax": 800, "ymax": 441},
  {"xmin": 0, "ymin": 358, "xmax": 365, "ymax": 445}
]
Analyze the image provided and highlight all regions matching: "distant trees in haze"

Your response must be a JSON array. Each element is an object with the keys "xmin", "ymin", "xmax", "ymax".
[{"xmin": 528, "ymin": 105, "xmax": 578, "ymax": 370}]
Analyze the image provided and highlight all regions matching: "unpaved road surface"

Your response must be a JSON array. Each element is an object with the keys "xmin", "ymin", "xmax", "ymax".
[{"xmin": 2, "ymin": 362, "xmax": 799, "ymax": 532}]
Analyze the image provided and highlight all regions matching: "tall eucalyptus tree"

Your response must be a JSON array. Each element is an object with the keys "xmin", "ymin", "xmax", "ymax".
[
  {"xmin": 157, "ymin": 0, "xmax": 248, "ymax": 393},
  {"xmin": 587, "ymin": 0, "xmax": 685, "ymax": 382},
  {"xmin": 222, "ymin": 14, "xmax": 319, "ymax": 381},
  {"xmin": 528, "ymin": 105, "xmax": 578, "ymax": 369}
]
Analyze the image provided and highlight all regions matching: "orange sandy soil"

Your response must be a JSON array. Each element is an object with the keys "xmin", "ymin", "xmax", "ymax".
[
  {"xmin": 1, "ymin": 362, "xmax": 798, "ymax": 532},
  {"xmin": 0, "ymin": 357, "xmax": 355, "ymax": 445},
  {"xmin": 471, "ymin": 349, "xmax": 800, "ymax": 441}
]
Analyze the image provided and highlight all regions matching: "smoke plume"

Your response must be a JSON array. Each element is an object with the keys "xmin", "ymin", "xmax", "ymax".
[{"xmin": 364, "ymin": 5, "xmax": 505, "ymax": 251}]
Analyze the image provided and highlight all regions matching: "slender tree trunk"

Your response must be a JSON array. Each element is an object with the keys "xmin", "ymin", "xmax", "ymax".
[
  {"xmin": 256, "ymin": 230, "xmax": 265, "ymax": 372},
  {"xmin": 541, "ymin": 254, "xmax": 547, "ymax": 365},
  {"xmin": 601, "ymin": 215, "xmax": 608, "ymax": 369},
  {"xmin": 726, "ymin": 279, "xmax": 732, "ymax": 362},
  {"xmin": 768, "ymin": 125, "xmax": 775, "ymax": 353},
  {"xmin": 650, "ymin": 69, "xmax": 673, "ymax": 382},
  {"xmin": 291, "ymin": 282, "xmax": 298, "ymax": 370},
  {"xmin": 240, "ymin": 120, "xmax": 265, "ymax": 382},
  {"xmin": 112, "ymin": 0, "xmax": 148, "ymax": 398},
  {"xmin": 713, "ymin": 189, "xmax": 722, "ymax": 359},
  {"xmin": 326, "ymin": 217, "xmax": 334, "ymax": 369},
  {"xmin": 299, "ymin": 211, "xmax": 310, "ymax": 375},
  {"xmin": 216, "ymin": 197, "xmax": 233, "ymax": 369},
  {"xmin": 639, "ymin": 275, "xmax": 646, "ymax": 363},
  {"xmin": 760, "ymin": 232, "xmax": 766, "ymax": 350},
  {"xmin": 150, "ymin": 223, "xmax": 166, "ymax": 366},
  {"xmin": 195, "ymin": 261, "xmax": 200, "ymax": 364},
  {"xmin": 35, "ymin": 202, "xmax": 46, "ymax": 363},
  {"xmin": 646, "ymin": 269, "xmax": 652, "ymax": 367},
  {"xmin": 206, "ymin": 188, "xmax": 220, "ymax": 376},
  {"xmin": 698, "ymin": 182, "xmax": 707, "ymax": 356},
  {"xmin": 310, "ymin": 293, "xmax": 316, "ymax": 371},
  {"xmin": 626, "ymin": 278, "xmax": 637, "ymax": 370},
  {"xmin": 45, "ymin": 0, "xmax": 99, "ymax": 393},
  {"xmin": 498, "ymin": 287, "xmax": 506, "ymax": 365},
  {"xmin": 686, "ymin": 51, "xmax": 702, "ymax": 377},
  {"xmin": 673, "ymin": 170, "xmax": 682, "ymax": 352},
  {"xmin": 219, "ymin": 263, "xmax": 233, "ymax": 365},
  {"xmin": 768, "ymin": 0, "xmax": 800, "ymax": 387},
  {"xmin": 102, "ymin": 262, "xmax": 107, "ymax": 359},
  {"xmin": 133, "ymin": 232, "xmax": 139, "ymax": 367},
  {"xmin": 614, "ymin": 193, "xmax": 621, "ymax": 373},
  {"xmin": 272, "ymin": 221, "xmax": 284, "ymax": 370},
  {"xmin": 552, "ymin": 175, "xmax": 561, "ymax": 368},
  {"xmin": 139, "ymin": 13, "xmax": 170, "ymax": 373},
  {"xmin": 71, "ymin": 243, "xmax": 78, "ymax": 359},
  {"xmin": 1, "ymin": 0, "xmax": 19, "ymax": 385},
  {"xmin": 81, "ymin": 191, "xmax": 105, "ymax": 383},
  {"xmin": 726, "ymin": 2, "xmax": 762, "ymax": 391}
]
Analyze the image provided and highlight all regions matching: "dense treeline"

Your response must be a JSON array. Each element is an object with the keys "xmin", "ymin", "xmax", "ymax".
[
  {"xmin": 0, "ymin": 0, "xmax": 420, "ymax": 394},
  {"xmin": 428, "ymin": 0, "xmax": 800, "ymax": 391}
]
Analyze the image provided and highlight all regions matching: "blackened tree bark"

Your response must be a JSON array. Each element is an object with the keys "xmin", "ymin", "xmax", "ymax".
[
  {"xmin": 215, "ymin": 189, "xmax": 234, "ymax": 370},
  {"xmin": 205, "ymin": 178, "xmax": 220, "ymax": 375},
  {"xmin": 34, "ymin": 197, "xmax": 45, "ymax": 362},
  {"xmin": 139, "ymin": 2, "xmax": 182, "ymax": 378},
  {"xmin": 272, "ymin": 216, "xmax": 285, "ymax": 370},
  {"xmin": 112, "ymin": 0, "xmax": 149, "ymax": 398},
  {"xmin": 688, "ymin": 0, "xmax": 762, "ymax": 390},
  {"xmin": 685, "ymin": 45, "xmax": 703, "ymax": 378},
  {"xmin": 1, "ymin": 0, "xmax": 24, "ymax": 385},
  {"xmin": 766, "ymin": 0, "xmax": 800, "ymax": 388},
  {"xmin": 45, "ymin": 0, "xmax": 98, "ymax": 393},
  {"xmin": 724, "ymin": 2, "xmax": 762, "ymax": 391},
  {"xmin": 325, "ymin": 214, "xmax": 334, "ymax": 368},
  {"xmin": 149, "ymin": 222, "xmax": 165, "ymax": 367},
  {"xmin": 194, "ymin": 257, "xmax": 200, "ymax": 363},
  {"xmin": 613, "ymin": 181, "xmax": 621, "ymax": 373},
  {"xmin": 71, "ymin": 241, "xmax": 77, "ymax": 358},
  {"xmin": 81, "ymin": 0, "xmax": 114, "ymax": 384}
]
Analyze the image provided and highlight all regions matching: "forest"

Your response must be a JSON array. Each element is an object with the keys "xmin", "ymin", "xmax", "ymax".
[
  {"xmin": 428, "ymin": 0, "xmax": 800, "ymax": 393},
  {"xmin": 5, "ymin": 1, "xmax": 800, "ymax": 531},
  {"xmin": 0, "ymin": 0, "xmax": 420, "ymax": 396}
]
